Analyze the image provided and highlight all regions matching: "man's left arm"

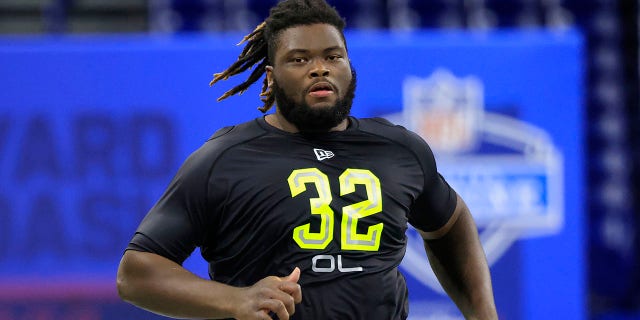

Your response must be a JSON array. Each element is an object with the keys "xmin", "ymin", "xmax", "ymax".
[{"xmin": 418, "ymin": 194, "xmax": 498, "ymax": 320}]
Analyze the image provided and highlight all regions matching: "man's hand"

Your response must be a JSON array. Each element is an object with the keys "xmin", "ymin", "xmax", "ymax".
[{"xmin": 232, "ymin": 267, "xmax": 302, "ymax": 320}]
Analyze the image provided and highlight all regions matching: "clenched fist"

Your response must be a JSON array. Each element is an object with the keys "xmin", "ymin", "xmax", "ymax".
[{"xmin": 231, "ymin": 267, "xmax": 302, "ymax": 320}]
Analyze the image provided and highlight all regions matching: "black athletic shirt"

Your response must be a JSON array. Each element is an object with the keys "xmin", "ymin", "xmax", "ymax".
[{"xmin": 126, "ymin": 116, "xmax": 457, "ymax": 320}]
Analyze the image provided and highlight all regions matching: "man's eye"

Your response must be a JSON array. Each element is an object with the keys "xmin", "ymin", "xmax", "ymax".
[
  {"xmin": 327, "ymin": 55, "xmax": 342, "ymax": 61},
  {"xmin": 293, "ymin": 57, "xmax": 306, "ymax": 63}
]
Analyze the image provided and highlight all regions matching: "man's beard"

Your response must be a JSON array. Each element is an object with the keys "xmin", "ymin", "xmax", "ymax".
[{"xmin": 273, "ymin": 68, "xmax": 356, "ymax": 134}]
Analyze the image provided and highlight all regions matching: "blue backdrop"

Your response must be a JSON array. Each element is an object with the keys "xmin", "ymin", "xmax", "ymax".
[{"xmin": 0, "ymin": 30, "xmax": 583, "ymax": 319}]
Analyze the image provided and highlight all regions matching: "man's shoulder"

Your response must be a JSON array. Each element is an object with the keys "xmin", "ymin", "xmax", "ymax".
[
  {"xmin": 356, "ymin": 117, "xmax": 421, "ymax": 142},
  {"xmin": 356, "ymin": 116, "xmax": 398, "ymax": 129},
  {"xmin": 207, "ymin": 117, "xmax": 266, "ymax": 142},
  {"xmin": 187, "ymin": 118, "xmax": 266, "ymax": 164},
  {"xmin": 355, "ymin": 116, "xmax": 434, "ymax": 158}
]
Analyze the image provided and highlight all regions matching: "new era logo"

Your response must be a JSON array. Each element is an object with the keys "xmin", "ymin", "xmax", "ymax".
[{"xmin": 314, "ymin": 148, "xmax": 334, "ymax": 161}]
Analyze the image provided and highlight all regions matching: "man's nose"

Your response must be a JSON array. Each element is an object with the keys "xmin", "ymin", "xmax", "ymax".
[{"xmin": 309, "ymin": 60, "xmax": 330, "ymax": 77}]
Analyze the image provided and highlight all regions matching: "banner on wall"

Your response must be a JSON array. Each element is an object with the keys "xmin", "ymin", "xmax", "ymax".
[
  {"xmin": 391, "ymin": 68, "xmax": 565, "ymax": 318},
  {"xmin": 0, "ymin": 30, "xmax": 583, "ymax": 320}
]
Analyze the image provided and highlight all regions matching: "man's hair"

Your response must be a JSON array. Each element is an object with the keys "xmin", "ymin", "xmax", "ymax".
[{"xmin": 209, "ymin": 0, "xmax": 347, "ymax": 113}]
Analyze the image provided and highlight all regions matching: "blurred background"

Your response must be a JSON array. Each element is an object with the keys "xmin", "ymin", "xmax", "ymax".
[{"xmin": 0, "ymin": 0, "xmax": 638, "ymax": 319}]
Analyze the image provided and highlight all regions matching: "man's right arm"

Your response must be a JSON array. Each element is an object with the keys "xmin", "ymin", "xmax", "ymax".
[{"xmin": 117, "ymin": 250, "xmax": 302, "ymax": 320}]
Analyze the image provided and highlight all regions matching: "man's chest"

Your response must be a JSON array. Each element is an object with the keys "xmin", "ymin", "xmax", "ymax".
[{"xmin": 209, "ymin": 140, "xmax": 424, "ymax": 247}]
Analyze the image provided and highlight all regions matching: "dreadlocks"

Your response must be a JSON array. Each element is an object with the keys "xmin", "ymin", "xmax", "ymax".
[{"xmin": 209, "ymin": 0, "xmax": 347, "ymax": 113}]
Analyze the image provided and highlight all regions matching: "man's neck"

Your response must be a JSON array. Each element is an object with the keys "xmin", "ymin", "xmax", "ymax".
[{"xmin": 265, "ymin": 111, "xmax": 349, "ymax": 133}]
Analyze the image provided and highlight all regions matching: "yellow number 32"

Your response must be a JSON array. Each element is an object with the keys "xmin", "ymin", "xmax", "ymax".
[{"xmin": 287, "ymin": 168, "xmax": 383, "ymax": 252}]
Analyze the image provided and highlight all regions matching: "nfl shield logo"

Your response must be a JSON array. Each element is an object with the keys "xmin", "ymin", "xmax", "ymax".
[{"xmin": 403, "ymin": 69, "xmax": 484, "ymax": 154}]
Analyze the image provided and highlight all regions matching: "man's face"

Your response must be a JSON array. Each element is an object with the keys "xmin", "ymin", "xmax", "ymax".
[{"xmin": 267, "ymin": 23, "xmax": 355, "ymax": 133}]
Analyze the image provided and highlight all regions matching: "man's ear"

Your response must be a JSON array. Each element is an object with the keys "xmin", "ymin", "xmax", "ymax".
[{"xmin": 265, "ymin": 65, "xmax": 274, "ymax": 87}]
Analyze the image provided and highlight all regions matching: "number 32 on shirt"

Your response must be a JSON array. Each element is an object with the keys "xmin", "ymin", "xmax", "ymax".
[{"xmin": 287, "ymin": 168, "xmax": 383, "ymax": 252}]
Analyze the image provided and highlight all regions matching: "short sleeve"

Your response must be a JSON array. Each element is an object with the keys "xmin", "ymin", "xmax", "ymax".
[
  {"xmin": 407, "ymin": 133, "xmax": 458, "ymax": 232},
  {"xmin": 126, "ymin": 145, "xmax": 214, "ymax": 265}
]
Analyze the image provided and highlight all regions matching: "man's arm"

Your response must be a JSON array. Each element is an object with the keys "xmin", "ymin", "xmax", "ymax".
[
  {"xmin": 418, "ymin": 195, "xmax": 498, "ymax": 319},
  {"xmin": 116, "ymin": 250, "xmax": 302, "ymax": 320}
]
